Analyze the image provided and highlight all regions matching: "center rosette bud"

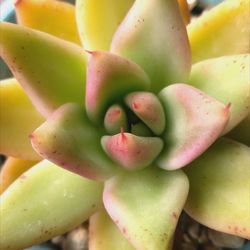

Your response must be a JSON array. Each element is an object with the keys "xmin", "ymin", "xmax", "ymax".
[{"xmin": 85, "ymin": 51, "xmax": 166, "ymax": 171}]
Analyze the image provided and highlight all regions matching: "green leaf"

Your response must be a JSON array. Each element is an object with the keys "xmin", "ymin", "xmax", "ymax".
[
  {"xmin": 111, "ymin": 0, "xmax": 191, "ymax": 92},
  {"xmin": 188, "ymin": 0, "xmax": 250, "ymax": 63},
  {"xmin": 85, "ymin": 51, "xmax": 150, "ymax": 123},
  {"xmin": 0, "ymin": 78, "xmax": 43, "ymax": 160},
  {"xmin": 76, "ymin": 0, "xmax": 134, "ymax": 50},
  {"xmin": 188, "ymin": 54, "xmax": 250, "ymax": 134},
  {"xmin": 158, "ymin": 84, "xmax": 229, "ymax": 170},
  {"xmin": 184, "ymin": 138, "xmax": 250, "ymax": 239},
  {"xmin": 89, "ymin": 210, "xmax": 135, "ymax": 250},
  {"xmin": 30, "ymin": 103, "xmax": 119, "ymax": 180},
  {"xmin": 0, "ymin": 160, "xmax": 103, "ymax": 250},
  {"xmin": 227, "ymin": 113, "xmax": 250, "ymax": 146},
  {"xmin": 0, "ymin": 22, "xmax": 86, "ymax": 117},
  {"xmin": 103, "ymin": 167, "xmax": 189, "ymax": 250}
]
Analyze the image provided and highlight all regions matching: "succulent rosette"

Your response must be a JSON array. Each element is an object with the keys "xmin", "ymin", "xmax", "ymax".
[{"xmin": 0, "ymin": 0, "xmax": 249, "ymax": 249}]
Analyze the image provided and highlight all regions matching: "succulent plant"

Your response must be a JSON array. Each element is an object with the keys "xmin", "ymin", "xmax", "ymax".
[{"xmin": 0, "ymin": 0, "xmax": 249, "ymax": 249}]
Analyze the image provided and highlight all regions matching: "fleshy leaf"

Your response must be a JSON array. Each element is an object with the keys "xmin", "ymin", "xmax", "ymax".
[
  {"xmin": 101, "ymin": 132, "xmax": 163, "ymax": 170},
  {"xmin": 177, "ymin": 0, "xmax": 190, "ymax": 25},
  {"xmin": 0, "ymin": 78, "xmax": 43, "ymax": 160},
  {"xmin": 158, "ymin": 84, "xmax": 230, "ymax": 170},
  {"xmin": 188, "ymin": 0, "xmax": 250, "ymax": 63},
  {"xmin": 0, "ymin": 22, "xmax": 86, "ymax": 117},
  {"xmin": 131, "ymin": 122, "xmax": 153, "ymax": 137},
  {"xmin": 125, "ymin": 91, "xmax": 165, "ymax": 135},
  {"xmin": 0, "ymin": 160, "xmax": 103, "ymax": 250},
  {"xmin": 85, "ymin": 51, "xmax": 150, "ymax": 123},
  {"xmin": 227, "ymin": 113, "xmax": 250, "ymax": 146},
  {"xmin": 189, "ymin": 54, "xmax": 250, "ymax": 134},
  {"xmin": 111, "ymin": 0, "xmax": 191, "ymax": 92},
  {"xmin": 15, "ymin": 0, "xmax": 81, "ymax": 44},
  {"xmin": 103, "ymin": 167, "xmax": 189, "ymax": 250},
  {"xmin": 0, "ymin": 157, "xmax": 38, "ymax": 194},
  {"xmin": 89, "ymin": 210, "xmax": 135, "ymax": 250},
  {"xmin": 104, "ymin": 104, "xmax": 128, "ymax": 135},
  {"xmin": 30, "ymin": 103, "xmax": 119, "ymax": 181},
  {"xmin": 184, "ymin": 138, "xmax": 250, "ymax": 239},
  {"xmin": 76, "ymin": 0, "xmax": 134, "ymax": 50}
]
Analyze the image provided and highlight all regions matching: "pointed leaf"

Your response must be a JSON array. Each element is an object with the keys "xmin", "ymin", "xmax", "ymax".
[
  {"xmin": 30, "ymin": 103, "xmax": 119, "ymax": 181},
  {"xmin": 0, "ymin": 22, "xmax": 86, "ymax": 117},
  {"xmin": 189, "ymin": 54, "xmax": 250, "ymax": 134},
  {"xmin": 111, "ymin": 0, "xmax": 191, "ymax": 92},
  {"xmin": 15, "ymin": 0, "xmax": 81, "ymax": 44},
  {"xmin": 103, "ymin": 167, "xmax": 189, "ymax": 250},
  {"xmin": 104, "ymin": 104, "xmax": 128, "ymax": 135},
  {"xmin": 89, "ymin": 210, "xmax": 135, "ymax": 250},
  {"xmin": 0, "ymin": 78, "xmax": 43, "ymax": 160},
  {"xmin": 86, "ymin": 51, "xmax": 150, "ymax": 123},
  {"xmin": 184, "ymin": 138, "xmax": 250, "ymax": 239},
  {"xmin": 0, "ymin": 157, "xmax": 38, "ymax": 194},
  {"xmin": 125, "ymin": 91, "xmax": 166, "ymax": 135},
  {"xmin": 188, "ymin": 0, "xmax": 250, "ymax": 63},
  {"xmin": 101, "ymin": 132, "xmax": 163, "ymax": 170},
  {"xmin": 76, "ymin": 0, "xmax": 134, "ymax": 50},
  {"xmin": 0, "ymin": 160, "xmax": 103, "ymax": 250},
  {"xmin": 227, "ymin": 113, "xmax": 250, "ymax": 146},
  {"xmin": 158, "ymin": 84, "xmax": 230, "ymax": 170}
]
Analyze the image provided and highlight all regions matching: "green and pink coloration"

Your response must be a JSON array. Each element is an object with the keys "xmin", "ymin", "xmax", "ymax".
[{"xmin": 0, "ymin": 0, "xmax": 249, "ymax": 249}]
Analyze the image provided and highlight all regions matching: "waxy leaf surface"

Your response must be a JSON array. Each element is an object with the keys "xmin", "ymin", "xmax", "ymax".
[
  {"xmin": 0, "ymin": 160, "xmax": 103, "ymax": 250},
  {"xmin": 31, "ymin": 103, "xmax": 119, "ymax": 180},
  {"xmin": 15, "ymin": 0, "xmax": 81, "ymax": 44},
  {"xmin": 0, "ymin": 22, "xmax": 86, "ymax": 117},
  {"xmin": 0, "ymin": 78, "xmax": 43, "ymax": 160},
  {"xmin": 103, "ymin": 167, "xmax": 189, "ymax": 250},
  {"xmin": 89, "ymin": 210, "xmax": 135, "ymax": 250},
  {"xmin": 158, "ymin": 84, "xmax": 229, "ymax": 170},
  {"xmin": 185, "ymin": 138, "xmax": 250, "ymax": 239},
  {"xmin": 188, "ymin": 0, "xmax": 250, "ymax": 63},
  {"xmin": 76, "ymin": 0, "xmax": 134, "ymax": 50},
  {"xmin": 189, "ymin": 54, "xmax": 250, "ymax": 134},
  {"xmin": 111, "ymin": 0, "xmax": 191, "ymax": 92}
]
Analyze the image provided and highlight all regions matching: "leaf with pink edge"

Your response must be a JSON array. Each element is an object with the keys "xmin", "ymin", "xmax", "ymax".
[
  {"xmin": 103, "ymin": 167, "xmax": 189, "ymax": 250},
  {"xmin": 0, "ymin": 22, "xmax": 86, "ymax": 117},
  {"xmin": 89, "ymin": 210, "xmax": 135, "ymax": 250},
  {"xmin": 30, "ymin": 103, "xmax": 119, "ymax": 181},
  {"xmin": 0, "ymin": 78, "xmax": 43, "ymax": 160},
  {"xmin": 111, "ymin": 0, "xmax": 191, "ymax": 92},
  {"xmin": 184, "ymin": 138, "xmax": 250, "ymax": 239},
  {"xmin": 157, "ymin": 84, "xmax": 230, "ymax": 170},
  {"xmin": 76, "ymin": 0, "xmax": 134, "ymax": 50},
  {"xmin": 189, "ymin": 54, "xmax": 250, "ymax": 134},
  {"xmin": 188, "ymin": 0, "xmax": 250, "ymax": 63},
  {"xmin": 0, "ymin": 160, "xmax": 103, "ymax": 250},
  {"xmin": 85, "ymin": 51, "xmax": 150, "ymax": 123}
]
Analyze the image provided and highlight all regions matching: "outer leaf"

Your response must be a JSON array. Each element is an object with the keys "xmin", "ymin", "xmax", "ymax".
[
  {"xmin": 177, "ymin": 0, "xmax": 190, "ymax": 25},
  {"xmin": 103, "ymin": 167, "xmax": 189, "ymax": 250},
  {"xmin": 111, "ymin": 0, "xmax": 191, "ymax": 92},
  {"xmin": 184, "ymin": 138, "xmax": 250, "ymax": 239},
  {"xmin": 30, "ymin": 103, "xmax": 119, "ymax": 181},
  {"xmin": 158, "ymin": 84, "xmax": 230, "ymax": 170},
  {"xmin": 85, "ymin": 51, "xmax": 150, "ymax": 123},
  {"xmin": 76, "ymin": 0, "xmax": 134, "ymax": 50},
  {"xmin": 188, "ymin": 0, "xmax": 250, "ymax": 63},
  {"xmin": 89, "ymin": 210, "xmax": 135, "ymax": 250},
  {"xmin": 0, "ymin": 160, "xmax": 103, "ymax": 250},
  {"xmin": 0, "ymin": 78, "xmax": 43, "ymax": 160},
  {"xmin": 189, "ymin": 54, "xmax": 250, "ymax": 134},
  {"xmin": 0, "ymin": 22, "xmax": 86, "ymax": 117},
  {"xmin": 227, "ymin": 113, "xmax": 250, "ymax": 146},
  {"xmin": 15, "ymin": 0, "xmax": 81, "ymax": 44},
  {"xmin": 0, "ymin": 157, "xmax": 37, "ymax": 194}
]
